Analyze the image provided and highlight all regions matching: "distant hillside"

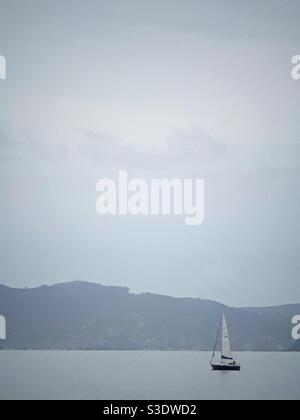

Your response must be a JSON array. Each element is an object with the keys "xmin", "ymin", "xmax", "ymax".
[
  {"xmin": 289, "ymin": 339, "xmax": 300, "ymax": 351},
  {"xmin": 0, "ymin": 281, "xmax": 299, "ymax": 351}
]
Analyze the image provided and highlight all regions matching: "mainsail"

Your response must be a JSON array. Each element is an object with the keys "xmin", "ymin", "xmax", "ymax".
[
  {"xmin": 221, "ymin": 315, "xmax": 232, "ymax": 360},
  {"xmin": 211, "ymin": 315, "xmax": 240, "ymax": 370}
]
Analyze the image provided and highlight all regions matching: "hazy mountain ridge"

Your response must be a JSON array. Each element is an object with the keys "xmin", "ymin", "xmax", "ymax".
[
  {"xmin": 290, "ymin": 339, "xmax": 300, "ymax": 351},
  {"xmin": 0, "ymin": 281, "xmax": 299, "ymax": 351}
]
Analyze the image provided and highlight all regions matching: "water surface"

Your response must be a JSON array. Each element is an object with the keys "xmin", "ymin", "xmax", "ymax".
[{"xmin": 0, "ymin": 351, "xmax": 299, "ymax": 400}]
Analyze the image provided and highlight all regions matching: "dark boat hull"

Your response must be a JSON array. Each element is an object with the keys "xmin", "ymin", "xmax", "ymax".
[{"xmin": 211, "ymin": 364, "xmax": 241, "ymax": 371}]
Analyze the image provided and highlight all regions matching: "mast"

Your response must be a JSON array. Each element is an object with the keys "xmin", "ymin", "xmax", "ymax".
[{"xmin": 210, "ymin": 318, "xmax": 222, "ymax": 364}]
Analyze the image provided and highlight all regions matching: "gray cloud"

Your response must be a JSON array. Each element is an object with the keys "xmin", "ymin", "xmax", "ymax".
[
  {"xmin": 167, "ymin": 129, "xmax": 232, "ymax": 164},
  {"xmin": 79, "ymin": 128, "xmax": 138, "ymax": 165},
  {"xmin": 79, "ymin": 126, "xmax": 233, "ymax": 170}
]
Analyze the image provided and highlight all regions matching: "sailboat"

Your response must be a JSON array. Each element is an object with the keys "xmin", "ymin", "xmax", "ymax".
[{"xmin": 210, "ymin": 315, "xmax": 241, "ymax": 371}]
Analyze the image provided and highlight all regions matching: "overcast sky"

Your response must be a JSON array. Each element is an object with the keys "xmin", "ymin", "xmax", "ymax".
[{"xmin": 0, "ymin": 0, "xmax": 299, "ymax": 306}]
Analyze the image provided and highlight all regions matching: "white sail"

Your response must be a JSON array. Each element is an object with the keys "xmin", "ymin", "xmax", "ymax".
[
  {"xmin": 221, "ymin": 315, "xmax": 232, "ymax": 360},
  {"xmin": 211, "ymin": 315, "xmax": 240, "ymax": 370}
]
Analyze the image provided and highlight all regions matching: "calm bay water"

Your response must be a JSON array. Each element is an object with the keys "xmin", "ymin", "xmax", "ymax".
[{"xmin": 0, "ymin": 351, "xmax": 299, "ymax": 400}]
